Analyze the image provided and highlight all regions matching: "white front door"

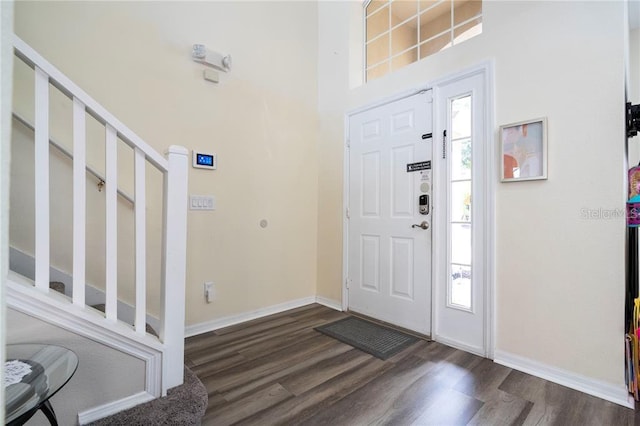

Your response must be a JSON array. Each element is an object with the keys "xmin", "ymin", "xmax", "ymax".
[
  {"xmin": 433, "ymin": 72, "xmax": 487, "ymax": 355},
  {"xmin": 347, "ymin": 91, "xmax": 433, "ymax": 335}
]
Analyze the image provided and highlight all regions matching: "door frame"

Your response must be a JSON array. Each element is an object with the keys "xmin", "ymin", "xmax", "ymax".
[{"xmin": 342, "ymin": 61, "xmax": 495, "ymax": 357}]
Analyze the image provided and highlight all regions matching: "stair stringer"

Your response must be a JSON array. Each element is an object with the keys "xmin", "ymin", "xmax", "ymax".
[{"xmin": 7, "ymin": 271, "xmax": 164, "ymax": 401}]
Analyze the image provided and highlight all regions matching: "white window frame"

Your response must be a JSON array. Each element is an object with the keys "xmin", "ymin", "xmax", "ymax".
[{"xmin": 363, "ymin": 0, "xmax": 483, "ymax": 82}]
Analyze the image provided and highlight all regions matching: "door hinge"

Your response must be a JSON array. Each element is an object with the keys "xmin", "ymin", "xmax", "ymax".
[
  {"xmin": 442, "ymin": 129, "xmax": 447, "ymax": 159},
  {"xmin": 346, "ymin": 139, "xmax": 351, "ymax": 148},
  {"xmin": 346, "ymin": 207, "xmax": 350, "ymax": 219},
  {"xmin": 345, "ymin": 278, "xmax": 351, "ymax": 289}
]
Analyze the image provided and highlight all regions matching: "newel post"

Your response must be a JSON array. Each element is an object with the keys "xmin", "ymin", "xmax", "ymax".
[{"xmin": 161, "ymin": 145, "xmax": 189, "ymax": 393}]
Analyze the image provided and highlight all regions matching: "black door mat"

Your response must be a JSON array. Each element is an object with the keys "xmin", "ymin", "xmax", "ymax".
[{"xmin": 315, "ymin": 316, "xmax": 419, "ymax": 360}]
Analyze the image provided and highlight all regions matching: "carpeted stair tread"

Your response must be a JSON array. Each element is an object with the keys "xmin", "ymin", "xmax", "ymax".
[
  {"xmin": 87, "ymin": 366, "xmax": 207, "ymax": 426},
  {"xmin": 91, "ymin": 303, "xmax": 159, "ymax": 338},
  {"xmin": 49, "ymin": 281, "xmax": 66, "ymax": 294}
]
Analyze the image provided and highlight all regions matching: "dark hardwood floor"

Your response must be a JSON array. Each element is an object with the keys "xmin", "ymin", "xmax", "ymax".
[{"xmin": 184, "ymin": 304, "xmax": 636, "ymax": 425}]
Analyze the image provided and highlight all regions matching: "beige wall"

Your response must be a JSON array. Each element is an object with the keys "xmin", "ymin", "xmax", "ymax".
[
  {"xmin": 6, "ymin": 308, "xmax": 145, "ymax": 426},
  {"xmin": 12, "ymin": 1, "xmax": 319, "ymax": 325},
  {"xmin": 318, "ymin": 0, "xmax": 626, "ymax": 389}
]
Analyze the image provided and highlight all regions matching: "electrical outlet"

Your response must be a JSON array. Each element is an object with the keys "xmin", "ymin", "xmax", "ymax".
[{"xmin": 204, "ymin": 282, "xmax": 214, "ymax": 303}]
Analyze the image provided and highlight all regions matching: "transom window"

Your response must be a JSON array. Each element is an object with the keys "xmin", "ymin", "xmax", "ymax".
[{"xmin": 364, "ymin": 0, "xmax": 483, "ymax": 82}]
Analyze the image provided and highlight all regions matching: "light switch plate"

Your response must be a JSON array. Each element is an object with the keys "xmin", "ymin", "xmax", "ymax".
[{"xmin": 190, "ymin": 195, "xmax": 216, "ymax": 210}]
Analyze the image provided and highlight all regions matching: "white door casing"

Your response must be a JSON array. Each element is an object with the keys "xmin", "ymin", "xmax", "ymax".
[
  {"xmin": 433, "ymin": 71, "xmax": 489, "ymax": 356},
  {"xmin": 347, "ymin": 91, "xmax": 433, "ymax": 335}
]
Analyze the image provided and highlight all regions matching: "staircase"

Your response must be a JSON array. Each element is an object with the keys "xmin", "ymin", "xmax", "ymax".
[{"xmin": 7, "ymin": 35, "xmax": 191, "ymax": 423}]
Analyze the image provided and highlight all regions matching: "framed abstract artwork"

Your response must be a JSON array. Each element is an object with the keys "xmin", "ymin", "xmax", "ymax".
[{"xmin": 500, "ymin": 117, "xmax": 547, "ymax": 182}]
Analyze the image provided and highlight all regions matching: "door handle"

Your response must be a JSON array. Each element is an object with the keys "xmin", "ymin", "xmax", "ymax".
[{"xmin": 412, "ymin": 221, "xmax": 429, "ymax": 230}]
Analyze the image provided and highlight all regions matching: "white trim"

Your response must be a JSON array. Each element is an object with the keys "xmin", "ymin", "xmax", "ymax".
[
  {"xmin": 347, "ymin": 85, "xmax": 431, "ymax": 117},
  {"xmin": 431, "ymin": 83, "xmax": 443, "ymax": 344},
  {"xmin": 34, "ymin": 65, "xmax": 49, "ymax": 292},
  {"xmin": 436, "ymin": 335, "xmax": 484, "ymax": 357},
  {"xmin": 161, "ymin": 145, "xmax": 189, "ymax": 392},
  {"xmin": 429, "ymin": 60, "xmax": 493, "ymax": 90},
  {"xmin": 482, "ymin": 61, "xmax": 496, "ymax": 359},
  {"xmin": 342, "ymin": 114, "xmax": 350, "ymax": 312},
  {"xmin": 315, "ymin": 296, "xmax": 342, "ymax": 311},
  {"xmin": 8, "ymin": 246, "xmax": 161, "ymax": 331},
  {"xmin": 77, "ymin": 391, "xmax": 155, "ymax": 425},
  {"xmin": 7, "ymin": 271, "xmax": 164, "ymax": 398},
  {"xmin": 433, "ymin": 62, "xmax": 495, "ymax": 358},
  {"xmin": 105, "ymin": 124, "xmax": 118, "ymax": 322},
  {"xmin": 72, "ymin": 97, "xmax": 86, "ymax": 307},
  {"xmin": 343, "ymin": 87, "xmax": 435, "ymax": 314},
  {"xmin": 494, "ymin": 349, "xmax": 633, "ymax": 409},
  {"xmin": 344, "ymin": 61, "xmax": 495, "ymax": 356},
  {"xmin": 185, "ymin": 296, "xmax": 316, "ymax": 337},
  {"xmin": 134, "ymin": 147, "xmax": 146, "ymax": 335}
]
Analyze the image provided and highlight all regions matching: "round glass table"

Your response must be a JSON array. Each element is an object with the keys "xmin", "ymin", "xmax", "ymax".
[{"xmin": 5, "ymin": 344, "xmax": 78, "ymax": 426}]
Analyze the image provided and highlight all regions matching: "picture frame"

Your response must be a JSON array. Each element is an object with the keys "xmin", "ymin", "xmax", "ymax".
[{"xmin": 500, "ymin": 117, "xmax": 547, "ymax": 182}]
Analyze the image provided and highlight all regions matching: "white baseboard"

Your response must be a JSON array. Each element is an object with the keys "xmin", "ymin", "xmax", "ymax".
[
  {"xmin": 78, "ymin": 391, "xmax": 155, "ymax": 425},
  {"xmin": 494, "ymin": 349, "xmax": 633, "ymax": 409},
  {"xmin": 435, "ymin": 335, "xmax": 484, "ymax": 357},
  {"xmin": 185, "ymin": 296, "xmax": 317, "ymax": 337},
  {"xmin": 184, "ymin": 296, "xmax": 344, "ymax": 337},
  {"xmin": 315, "ymin": 296, "xmax": 342, "ymax": 311}
]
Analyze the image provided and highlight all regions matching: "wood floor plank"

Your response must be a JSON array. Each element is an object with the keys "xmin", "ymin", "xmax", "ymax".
[
  {"xmin": 221, "ymin": 340, "xmax": 354, "ymax": 401},
  {"xmin": 236, "ymin": 311, "xmax": 348, "ymax": 360},
  {"xmin": 286, "ymin": 304, "xmax": 345, "ymax": 321},
  {"xmin": 384, "ymin": 339, "xmax": 432, "ymax": 363},
  {"xmin": 189, "ymin": 352, "xmax": 247, "ymax": 378},
  {"xmin": 414, "ymin": 340, "xmax": 458, "ymax": 362},
  {"xmin": 278, "ymin": 348, "xmax": 371, "ymax": 396},
  {"xmin": 361, "ymin": 348, "xmax": 485, "ymax": 425},
  {"xmin": 242, "ymin": 357, "xmax": 393, "ymax": 426},
  {"xmin": 201, "ymin": 335, "xmax": 342, "ymax": 393},
  {"xmin": 234, "ymin": 326, "xmax": 319, "ymax": 360},
  {"xmin": 467, "ymin": 389, "xmax": 533, "ymax": 426},
  {"xmin": 185, "ymin": 305, "xmax": 637, "ymax": 426},
  {"xmin": 422, "ymin": 347, "xmax": 485, "ymax": 388},
  {"xmin": 453, "ymin": 357, "xmax": 513, "ymax": 402},
  {"xmin": 409, "ymin": 388, "xmax": 484, "ymax": 426},
  {"xmin": 205, "ymin": 392, "xmax": 227, "ymax": 413},
  {"xmin": 186, "ymin": 315, "xmax": 333, "ymax": 365},
  {"xmin": 299, "ymin": 354, "xmax": 438, "ymax": 425},
  {"xmin": 213, "ymin": 314, "xmax": 298, "ymax": 337},
  {"xmin": 499, "ymin": 369, "xmax": 576, "ymax": 406},
  {"xmin": 363, "ymin": 364, "xmax": 455, "ymax": 425},
  {"xmin": 520, "ymin": 398, "xmax": 573, "ymax": 426},
  {"xmin": 202, "ymin": 383, "xmax": 292, "ymax": 426}
]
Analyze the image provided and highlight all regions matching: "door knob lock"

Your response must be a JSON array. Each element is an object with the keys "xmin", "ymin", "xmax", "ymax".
[{"xmin": 412, "ymin": 221, "xmax": 429, "ymax": 230}]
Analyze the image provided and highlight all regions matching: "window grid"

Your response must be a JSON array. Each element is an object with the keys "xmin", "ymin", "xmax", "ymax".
[{"xmin": 364, "ymin": 0, "xmax": 482, "ymax": 82}]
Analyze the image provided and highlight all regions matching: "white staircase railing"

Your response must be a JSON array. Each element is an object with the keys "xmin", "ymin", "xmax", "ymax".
[{"xmin": 10, "ymin": 35, "xmax": 188, "ymax": 394}]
